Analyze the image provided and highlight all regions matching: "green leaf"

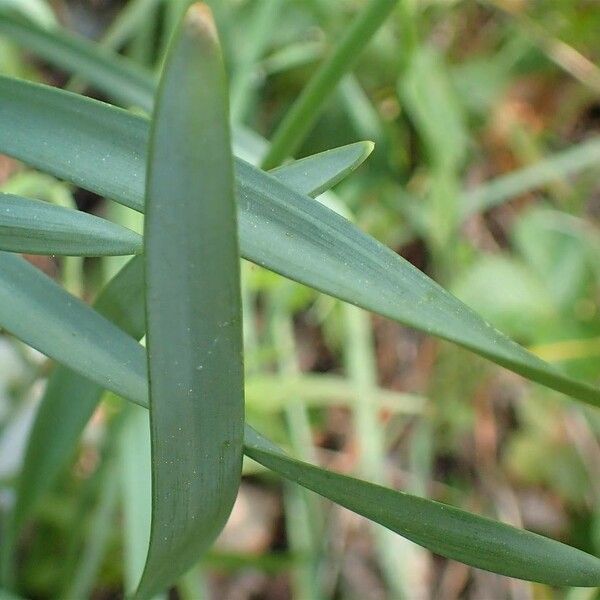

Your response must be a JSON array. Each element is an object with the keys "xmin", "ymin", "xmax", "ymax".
[
  {"xmin": 0, "ymin": 75, "xmax": 371, "ymax": 209},
  {"xmin": 0, "ymin": 193, "xmax": 142, "ymax": 255},
  {"xmin": 12, "ymin": 255, "xmax": 146, "ymax": 534},
  {"xmin": 0, "ymin": 10, "xmax": 155, "ymax": 110},
  {"xmin": 261, "ymin": 0, "xmax": 397, "ymax": 169},
  {"xmin": 0, "ymin": 76, "xmax": 598, "ymax": 406},
  {"xmin": 4, "ymin": 239, "xmax": 600, "ymax": 588},
  {"xmin": 244, "ymin": 430, "xmax": 600, "ymax": 588},
  {"xmin": 0, "ymin": 0, "xmax": 56, "ymax": 29},
  {"xmin": 269, "ymin": 141, "xmax": 374, "ymax": 198},
  {"xmin": 0, "ymin": 252, "xmax": 146, "ymax": 403},
  {"xmin": 462, "ymin": 136, "xmax": 600, "ymax": 218},
  {"xmin": 138, "ymin": 6, "xmax": 243, "ymax": 597}
]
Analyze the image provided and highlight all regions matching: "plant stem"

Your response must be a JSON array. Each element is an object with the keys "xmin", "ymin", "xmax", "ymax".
[
  {"xmin": 270, "ymin": 286, "xmax": 323, "ymax": 599},
  {"xmin": 343, "ymin": 303, "xmax": 427, "ymax": 598},
  {"xmin": 261, "ymin": 0, "xmax": 397, "ymax": 169}
]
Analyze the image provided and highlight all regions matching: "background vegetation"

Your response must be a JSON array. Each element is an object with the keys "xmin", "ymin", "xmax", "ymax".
[{"xmin": 0, "ymin": 0, "xmax": 599, "ymax": 598}]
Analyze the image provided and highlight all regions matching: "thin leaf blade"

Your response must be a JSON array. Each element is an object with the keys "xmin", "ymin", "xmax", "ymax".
[
  {"xmin": 269, "ymin": 141, "xmax": 374, "ymax": 198},
  {"xmin": 0, "ymin": 10, "xmax": 155, "ymax": 109},
  {"xmin": 244, "ymin": 430, "xmax": 600, "ymax": 588},
  {"xmin": 0, "ymin": 193, "xmax": 142, "ymax": 255}
]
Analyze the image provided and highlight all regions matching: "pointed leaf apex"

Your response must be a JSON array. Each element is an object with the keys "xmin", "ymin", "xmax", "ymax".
[{"xmin": 184, "ymin": 3, "xmax": 218, "ymax": 41}]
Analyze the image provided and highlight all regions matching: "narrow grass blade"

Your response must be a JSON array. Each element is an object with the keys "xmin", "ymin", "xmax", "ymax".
[
  {"xmin": 0, "ymin": 193, "xmax": 142, "ymax": 256},
  {"xmin": 138, "ymin": 6, "xmax": 243, "ymax": 597},
  {"xmin": 61, "ymin": 454, "xmax": 120, "ymax": 600},
  {"xmin": 0, "ymin": 77, "xmax": 599, "ymax": 406},
  {"xmin": 3, "ymin": 243, "xmax": 600, "ymax": 587},
  {"xmin": 261, "ymin": 0, "xmax": 397, "ymax": 169},
  {"xmin": 244, "ymin": 431, "xmax": 600, "ymax": 588},
  {"xmin": 12, "ymin": 256, "xmax": 146, "ymax": 534},
  {"xmin": 98, "ymin": 0, "xmax": 162, "ymax": 52},
  {"xmin": 119, "ymin": 405, "xmax": 152, "ymax": 594},
  {"xmin": 462, "ymin": 136, "xmax": 600, "ymax": 218},
  {"xmin": 0, "ymin": 252, "xmax": 146, "ymax": 405},
  {"xmin": 0, "ymin": 10, "xmax": 155, "ymax": 110},
  {"xmin": 269, "ymin": 142, "xmax": 374, "ymax": 197}
]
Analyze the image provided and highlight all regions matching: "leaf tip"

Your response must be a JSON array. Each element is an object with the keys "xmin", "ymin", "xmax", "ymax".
[
  {"xmin": 184, "ymin": 3, "xmax": 218, "ymax": 42},
  {"xmin": 363, "ymin": 140, "xmax": 375, "ymax": 158}
]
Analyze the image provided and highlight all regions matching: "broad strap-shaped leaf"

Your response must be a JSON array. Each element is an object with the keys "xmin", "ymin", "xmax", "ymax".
[
  {"xmin": 138, "ymin": 6, "xmax": 243, "ymax": 598},
  {"xmin": 243, "ymin": 430, "xmax": 600, "ymax": 587},
  {"xmin": 0, "ymin": 193, "xmax": 142, "ymax": 255},
  {"xmin": 3, "ymin": 243, "xmax": 600, "ymax": 587},
  {"xmin": 0, "ymin": 76, "xmax": 597, "ymax": 405},
  {"xmin": 0, "ymin": 9, "xmax": 155, "ymax": 110}
]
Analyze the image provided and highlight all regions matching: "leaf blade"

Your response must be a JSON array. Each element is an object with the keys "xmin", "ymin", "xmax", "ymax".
[
  {"xmin": 138, "ymin": 6, "xmax": 243, "ymax": 597},
  {"xmin": 0, "ymin": 193, "xmax": 142, "ymax": 255},
  {"xmin": 244, "ymin": 430, "xmax": 600, "ymax": 588},
  {"xmin": 0, "ymin": 10, "xmax": 155, "ymax": 109}
]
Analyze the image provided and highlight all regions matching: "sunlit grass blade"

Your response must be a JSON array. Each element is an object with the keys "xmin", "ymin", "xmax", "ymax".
[
  {"xmin": 261, "ymin": 0, "xmax": 397, "ymax": 169},
  {"xmin": 269, "ymin": 141, "xmax": 374, "ymax": 197},
  {"xmin": 137, "ymin": 5, "xmax": 243, "ymax": 597},
  {"xmin": 462, "ymin": 136, "xmax": 600, "ymax": 218},
  {"xmin": 0, "ymin": 76, "xmax": 599, "ymax": 407},
  {"xmin": 0, "ymin": 193, "xmax": 142, "ymax": 255},
  {"xmin": 0, "ymin": 10, "xmax": 155, "ymax": 110},
  {"xmin": 2, "ymin": 240, "xmax": 600, "ymax": 587},
  {"xmin": 244, "ymin": 430, "xmax": 600, "ymax": 587}
]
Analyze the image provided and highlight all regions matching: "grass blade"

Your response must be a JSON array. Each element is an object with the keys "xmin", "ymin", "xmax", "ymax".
[
  {"xmin": 261, "ymin": 0, "xmax": 397, "ymax": 169},
  {"xmin": 0, "ymin": 0, "xmax": 56, "ymax": 28},
  {"xmin": 244, "ymin": 431, "xmax": 600, "ymax": 588},
  {"xmin": 0, "ymin": 252, "xmax": 146, "ymax": 403},
  {"xmin": 0, "ymin": 10, "xmax": 155, "ymax": 110},
  {"xmin": 462, "ymin": 136, "xmax": 600, "ymax": 218},
  {"xmin": 0, "ymin": 77, "xmax": 599, "ymax": 407},
  {"xmin": 2, "ymin": 243, "xmax": 600, "ymax": 587},
  {"xmin": 0, "ymin": 193, "xmax": 142, "ymax": 256},
  {"xmin": 138, "ymin": 5, "xmax": 243, "ymax": 597},
  {"xmin": 269, "ymin": 142, "xmax": 373, "ymax": 197},
  {"xmin": 0, "ymin": 75, "xmax": 370, "ymax": 210},
  {"xmin": 12, "ymin": 256, "xmax": 146, "ymax": 534}
]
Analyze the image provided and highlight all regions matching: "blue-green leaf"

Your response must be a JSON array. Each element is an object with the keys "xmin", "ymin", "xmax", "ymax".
[{"xmin": 138, "ymin": 6, "xmax": 243, "ymax": 597}]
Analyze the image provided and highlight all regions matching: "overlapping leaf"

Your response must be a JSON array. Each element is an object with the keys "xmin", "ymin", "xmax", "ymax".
[
  {"xmin": 2, "ymin": 251, "xmax": 599, "ymax": 588},
  {"xmin": 0, "ymin": 75, "xmax": 597, "ymax": 405},
  {"xmin": 10, "ymin": 139, "xmax": 372, "ymax": 544}
]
